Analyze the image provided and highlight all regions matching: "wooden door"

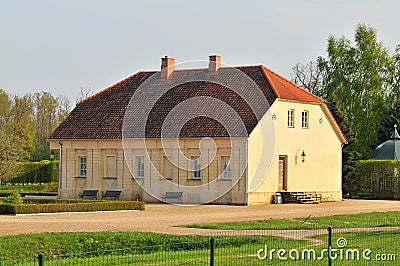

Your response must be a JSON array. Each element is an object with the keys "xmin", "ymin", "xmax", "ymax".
[{"xmin": 278, "ymin": 156, "xmax": 287, "ymax": 191}]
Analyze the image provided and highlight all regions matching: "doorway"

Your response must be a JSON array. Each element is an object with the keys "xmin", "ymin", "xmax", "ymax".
[{"xmin": 278, "ymin": 155, "xmax": 287, "ymax": 191}]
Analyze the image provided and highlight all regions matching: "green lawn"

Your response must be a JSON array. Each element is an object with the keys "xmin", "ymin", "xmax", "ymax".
[
  {"xmin": 182, "ymin": 211, "xmax": 400, "ymax": 230},
  {"xmin": 1, "ymin": 231, "xmax": 398, "ymax": 265},
  {"xmin": 1, "ymin": 212, "xmax": 399, "ymax": 265}
]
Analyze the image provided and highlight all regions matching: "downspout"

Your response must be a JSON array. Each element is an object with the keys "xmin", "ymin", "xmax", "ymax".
[
  {"xmin": 243, "ymin": 138, "xmax": 248, "ymax": 205},
  {"xmin": 58, "ymin": 140, "xmax": 63, "ymax": 198}
]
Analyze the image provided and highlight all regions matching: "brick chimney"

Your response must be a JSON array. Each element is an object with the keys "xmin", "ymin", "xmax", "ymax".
[
  {"xmin": 208, "ymin": 55, "xmax": 221, "ymax": 74},
  {"xmin": 161, "ymin": 56, "xmax": 175, "ymax": 79}
]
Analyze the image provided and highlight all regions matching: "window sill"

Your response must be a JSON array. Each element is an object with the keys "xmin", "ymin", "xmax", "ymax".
[
  {"xmin": 218, "ymin": 178, "xmax": 232, "ymax": 181},
  {"xmin": 75, "ymin": 176, "xmax": 86, "ymax": 178},
  {"xmin": 133, "ymin": 177, "xmax": 144, "ymax": 180},
  {"xmin": 160, "ymin": 177, "xmax": 173, "ymax": 181},
  {"xmin": 103, "ymin": 176, "xmax": 117, "ymax": 179},
  {"xmin": 188, "ymin": 178, "xmax": 201, "ymax": 181}
]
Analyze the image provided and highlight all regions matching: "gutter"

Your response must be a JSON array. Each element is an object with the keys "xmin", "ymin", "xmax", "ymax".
[
  {"xmin": 58, "ymin": 140, "xmax": 63, "ymax": 198},
  {"xmin": 243, "ymin": 138, "xmax": 248, "ymax": 205}
]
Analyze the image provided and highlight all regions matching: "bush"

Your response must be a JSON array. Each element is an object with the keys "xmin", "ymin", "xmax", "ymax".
[
  {"xmin": 2, "ymin": 192, "xmax": 23, "ymax": 205},
  {"xmin": 0, "ymin": 200, "xmax": 145, "ymax": 214}
]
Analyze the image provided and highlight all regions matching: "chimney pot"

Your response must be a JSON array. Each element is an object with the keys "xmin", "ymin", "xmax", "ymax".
[
  {"xmin": 161, "ymin": 56, "xmax": 175, "ymax": 79},
  {"xmin": 209, "ymin": 55, "xmax": 221, "ymax": 74}
]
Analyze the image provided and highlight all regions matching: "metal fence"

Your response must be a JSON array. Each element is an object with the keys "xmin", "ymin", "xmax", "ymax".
[{"xmin": 1, "ymin": 222, "xmax": 399, "ymax": 265}]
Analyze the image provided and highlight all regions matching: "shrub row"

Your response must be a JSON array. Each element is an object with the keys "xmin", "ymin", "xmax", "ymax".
[
  {"xmin": 0, "ymin": 190, "xmax": 58, "ymax": 197},
  {"xmin": 0, "ymin": 201, "xmax": 145, "ymax": 214},
  {"xmin": 353, "ymin": 160, "xmax": 400, "ymax": 198},
  {"xmin": 4, "ymin": 160, "xmax": 59, "ymax": 185}
]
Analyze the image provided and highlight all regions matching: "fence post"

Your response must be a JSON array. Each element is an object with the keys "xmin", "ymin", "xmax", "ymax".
[
  {"xmin": 328, "ymin": 227, "xmax": 332, "ymax": 266},
  {"xmin": 210, "ymin": 237, "xmax": 215, "ymax": 266},
  {"xmin": 38, "ymin": 253, "xmax": 44, "ymax": 266}
]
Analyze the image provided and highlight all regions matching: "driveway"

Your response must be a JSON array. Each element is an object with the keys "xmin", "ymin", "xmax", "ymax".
[{"xmin": 0, "ymin": 199, "xmax": 399, "ymax": 236}]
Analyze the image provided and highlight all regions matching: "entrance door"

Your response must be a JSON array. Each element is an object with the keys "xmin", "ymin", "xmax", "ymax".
[{"xmin": 278, "ymin": 156, "xmax": 287, "ymax": 191}]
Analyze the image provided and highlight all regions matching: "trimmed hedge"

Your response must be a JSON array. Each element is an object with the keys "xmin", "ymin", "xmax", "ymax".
[
  {"xmin": 353, "ymin": 160, "xmax": 400, "ymax": 198},
  {"xmin": 4, "ymin": 160, "xmax": 59, "ymax": 185},
  {"xmin": 0, "ymin": 201, "xmax": 145, "ymax": 214},
  {"xmin": 0, "ymin": 190, "xmax": 58, "ymax": 197}
]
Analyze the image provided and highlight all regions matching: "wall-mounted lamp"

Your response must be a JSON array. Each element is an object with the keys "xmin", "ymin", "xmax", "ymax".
[
  {"xmin": 301, "ymin": 150, "xmax": 306, "ymax": 163},
  {"xmin": 50, "ymin": 150, "xmax": 55, "ymax": 161}
]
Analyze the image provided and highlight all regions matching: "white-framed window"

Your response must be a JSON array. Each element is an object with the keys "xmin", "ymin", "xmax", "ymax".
[
  {"xmin": 302, "ymin": 110, "xmax": 309, "ymax": 128},
  {"xmin": 105, "ymin": 155, "xmax": 116, "ymax": 178},
  {"xmin": 136, "ymin": 156, "xmax": 144, "ymax": 178},
  {"xmin": 79, "ymin": 157, "xmax": 87, "ymax": 177},
  {"xmin": 221, "ymin": 156, "xmax": 231, "ymax": 180},
  {"xmin": 287, "ymin": 109, "xmax": 295, "ymax": 128},
  {"xmin": 192, "ymin": 157, "xmax": 201, "ymax": 179}
]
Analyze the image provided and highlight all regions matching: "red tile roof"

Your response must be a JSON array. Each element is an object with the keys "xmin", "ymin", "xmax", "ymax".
[
  {"xmin": 261, "ymin": 66, "xmax": 324, "ymax": 103},
  {"xmin": 49, "ymin": 65, "xmax": 325, "ymax": 140}
]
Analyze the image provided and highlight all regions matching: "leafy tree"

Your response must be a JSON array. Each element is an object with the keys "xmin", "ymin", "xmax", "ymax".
[
  {"xmin": 0, "ymin": 89, "xmax": 12, "ymax": 131},
  {"xmin": 320, "ymin": 24, "xmax": 396, "ymax": 158},
  {"xmin": 376, "ymin": 99, "xmax": 400, "ymax": 145},
  {"xmin": 56, "ymin": 95, "xmax": 71, "ymax": 124},
  {"xmin": 31, "ymin": 92, "xmax": 58, "ymax": 161},
  {"xmin": 11, "ymin": 94, "xmax": 35, "ymax": 160},
  {"xmin": 0, "ymin": 129, "xmax": 23, "ymax": 184},
  {"xmin": 294, "ymin": 24, "xmax": 397, "ymax": 158},
  {"xmin": 327, "ymin": 94, "xmax": 361, "ymax": 196}
]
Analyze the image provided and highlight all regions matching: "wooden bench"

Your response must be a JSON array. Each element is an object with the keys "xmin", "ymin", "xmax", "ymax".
[
  {"xmin": 161, "ymin": 192, "xmax": 183, "ymax": 203},
  {"xmin": 101, "ymin": 190, "xmax": 122, "ymax": 200},
  {"xmin": 78, "ymin": 189, "xmax": 98, "ymax": 200}
]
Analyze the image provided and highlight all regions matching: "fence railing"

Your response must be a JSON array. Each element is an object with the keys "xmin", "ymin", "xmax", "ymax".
[{"xmin": 1, "ymin": 223, "xmax": 399, "ymax": 265}]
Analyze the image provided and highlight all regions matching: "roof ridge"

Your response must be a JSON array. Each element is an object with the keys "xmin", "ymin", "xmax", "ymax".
[
  {"xmin": 169, "ymin": 65, "xmax": 262, "ymax": 73},
  {"xmin": 76, "ymin": 71, "xmax": 155, "ymax": 106},
  {"xmin": 261, "ymin": 66, "xmax": 325, "ymax": 103}
]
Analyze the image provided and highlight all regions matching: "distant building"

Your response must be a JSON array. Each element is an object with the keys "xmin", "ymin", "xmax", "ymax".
[
  {"xmin": 49, "ymin": 55, "xmax": 347, "ymax": 205},
  {"xmin": 371, "ymin": 125, "xmax": 400, "ymax": 160}
]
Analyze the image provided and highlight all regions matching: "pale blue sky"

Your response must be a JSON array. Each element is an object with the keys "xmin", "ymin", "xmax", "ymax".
[{"xmin": 1, "ymin": 0, "xmax": 399, "ymax": 102}]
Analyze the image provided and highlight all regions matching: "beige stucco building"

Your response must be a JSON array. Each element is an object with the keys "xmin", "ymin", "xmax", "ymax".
[{"xmin": 49, "ymin": 55, "xmax": 347, "ymax": 205}]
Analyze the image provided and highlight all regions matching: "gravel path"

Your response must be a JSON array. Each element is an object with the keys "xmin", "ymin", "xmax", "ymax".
[{"xmin": 1, "ymin": 199, "xmax": 399, "ymax": 236}]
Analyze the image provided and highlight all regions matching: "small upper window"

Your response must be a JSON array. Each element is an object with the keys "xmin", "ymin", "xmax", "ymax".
[
  {"xmin": 287, "ymin": 109, "xmax": 295, "ymax": 128},
  {"xmin": 221, "ymin": 156, "xmax": 231, "ymax": 180},
  {"xmin": 136, "ymin": 156, "xmax": 144, "ymax": 178},
  {"xmin": 302, "ymin": 111, "xmax": 309, "ymax": 129},
  {"xmin": 192, "ymin": 157, "xmax": 201, "ymax": 179},
  {"xmin": 79, "ymin": 157, "xmax": 87, "ymax": 177}
]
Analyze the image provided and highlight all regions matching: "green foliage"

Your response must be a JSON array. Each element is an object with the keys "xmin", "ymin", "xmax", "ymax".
[
  {"xmin": 293, "ymin": 24, "xmax": 400, "ymax": 159},
  {"xmin": 318, "ymin": 24, "xmax": 396, "ymax": 158},
  {"xmin": 4, "ymin": 160, "xmax": 59, "ymax": 184},
  {"xmin": 376, "ymin": 99, "xmax": 400, "ymax": 145},
  {"xmin": 327, "ymin": 95, "xmax": 361, "ymax": 195},
  {"xmin": 0, "ymin": 90, "xmax": 70, "ymax": 164},
  {"xmin": 0, "ymin": 182, "xmax": 59, "ymax": 192},
  {"xmin": 0, "ymin": 200, "xmax": 145, "ymax": 214},
  {"xmin": 354, "ymin": 160, "xmax": 400, "ymax": 198},
  {"xmin": 2, "ymin": 192, "xmax": 23, "ymax": 205}
]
